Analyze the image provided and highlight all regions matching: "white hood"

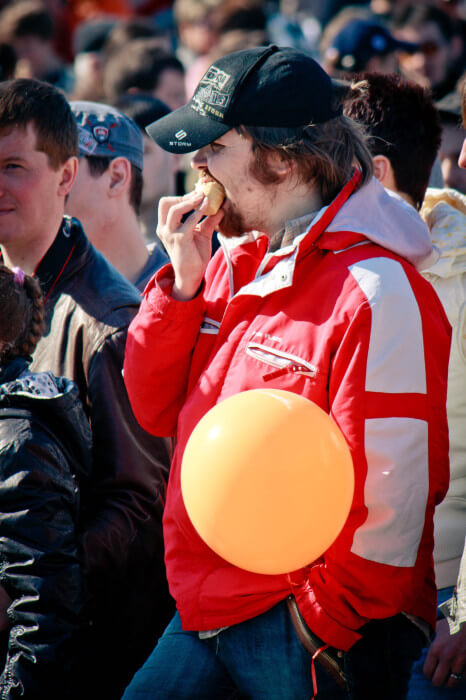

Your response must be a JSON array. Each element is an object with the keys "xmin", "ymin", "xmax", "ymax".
[{"xmin": 326, "ymin": 177, "xmax": 438, "ymax": 270}]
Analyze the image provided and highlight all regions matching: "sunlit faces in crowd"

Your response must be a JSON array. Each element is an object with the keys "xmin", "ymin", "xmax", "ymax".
[{"xmin": 395, "ymin": 20, "xmax": 459, "ymax": 93}]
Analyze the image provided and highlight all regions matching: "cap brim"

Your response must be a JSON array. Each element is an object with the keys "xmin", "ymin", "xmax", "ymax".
[
  {"xmin": 392, "ymin": 38, "xmax": 420, "ymax": 54},
  {"xmin": 146, "ymin": 103, "xmax": 231, "ymax": 154}
]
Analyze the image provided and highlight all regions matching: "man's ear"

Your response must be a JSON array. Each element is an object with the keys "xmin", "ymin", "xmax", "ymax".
[
  {"xmin": 107, "ymin": 156, "xmax": 131, "ymax": 197},
  {"xmin": 267, "ymin": 150, "xmax": 293, "ymax": 181},
  {"xmin": 372, "ymin": 154, "xmax": 392, "ymax": 185},
  {"xmin": 58, "ymin": 156, "xmax": 78, "ymax": 196}
]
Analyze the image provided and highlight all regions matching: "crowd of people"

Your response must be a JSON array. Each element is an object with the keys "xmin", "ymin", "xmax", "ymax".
[{"xmin": 0, "ymin": 0, "xmax": 464, "ymax": 698}]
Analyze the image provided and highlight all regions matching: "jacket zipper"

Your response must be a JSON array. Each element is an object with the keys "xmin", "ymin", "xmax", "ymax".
[
  {"xmin": 246, "ymin": 342, "xmax": 317, "ymax": 381},
  {"xmin": 263, "ymin": 364, "xmax": 313, "ymax": 381}
]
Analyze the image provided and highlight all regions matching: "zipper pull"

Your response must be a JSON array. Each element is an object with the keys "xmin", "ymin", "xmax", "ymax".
[{"xmin": 263, "ymin": 364, "xmax": 309, "ymax": 381}]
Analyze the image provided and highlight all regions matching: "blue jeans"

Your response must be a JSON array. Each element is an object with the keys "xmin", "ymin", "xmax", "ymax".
[
  {"xmin": 122, "ymin": 600, "xmax": 425, "ymax": 699},
  {"xmin": 407, "ymin": 587, "xmax": 465, "ymax": 699}
]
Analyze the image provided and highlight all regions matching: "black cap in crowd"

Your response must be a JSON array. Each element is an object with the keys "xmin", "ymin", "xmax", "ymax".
[
  {"xmin": 147, "ymin": 45, "xmax": 343, "ymax": 154},
  {"xmin": 114, "ymin": 93, "xmax": 171, "ymax": 131},
  {"xmin": 73, "ymin": 18, "xmax": 117, "ymax": 55},
  {"xmin": 327, "ymin": 19, "xmax": 419, "ymax": 73}
]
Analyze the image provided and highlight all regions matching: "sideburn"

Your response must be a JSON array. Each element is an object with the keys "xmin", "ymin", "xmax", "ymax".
[{"xmin": 248, "ymin": 144, "xmax": 287, "ymax": 186}]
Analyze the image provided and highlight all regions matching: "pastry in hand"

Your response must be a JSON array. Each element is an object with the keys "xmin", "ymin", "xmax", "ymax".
[{"xmin": 195, "ymin": 174, "xmax": 225, "ymax": 215}]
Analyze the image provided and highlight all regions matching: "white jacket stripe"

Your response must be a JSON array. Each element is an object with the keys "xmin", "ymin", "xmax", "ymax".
[
  {"xmin": 349, "ymin": 258, "xmax": 429, "ymax": 566},
  {"xmin": 349, "ymin": 258, "xmax": 426, "ymax": 394},
  {"xmin": 352, "ymin": 417, "xmax": 429, "ymax": 566}
]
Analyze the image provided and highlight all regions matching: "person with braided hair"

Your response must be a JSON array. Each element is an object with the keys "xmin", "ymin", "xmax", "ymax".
[
  {"xmin": 0, "ymin": 266, "xmax": 44, "ymax": 360},
  {"xmin": 0, "ymin": 264, "xmax": 92, "ymax": 698}
]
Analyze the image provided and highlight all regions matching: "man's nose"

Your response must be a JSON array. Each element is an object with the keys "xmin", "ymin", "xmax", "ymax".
[{"xmin": 191, "ymin": 147, "xmax": 208, "ymax": 171}]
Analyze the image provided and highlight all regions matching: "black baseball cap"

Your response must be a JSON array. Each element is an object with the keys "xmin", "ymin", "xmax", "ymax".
[
  {"xmin": 327, "ymin": 19, "xmax": 419, "ymax": 72},
  {"xmin": 73, "ymin": 18, "xmax": 117, "ymax": 55},
  {"xmin": 114, "ymin": 93, "xmax": 171, "ymax": 131},
  {"xmin": 146, "ymin": 45, "xmax": 343, "ymax": 154}
]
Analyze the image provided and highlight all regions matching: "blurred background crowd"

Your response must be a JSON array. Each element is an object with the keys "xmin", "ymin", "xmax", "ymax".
[
  {"xmin": 0, "ymin": 2, "xmax": 465, "ymax": 699},
  {"xmin": 0, "ymin": 0, "xmax": 464, "ymax": 205}
]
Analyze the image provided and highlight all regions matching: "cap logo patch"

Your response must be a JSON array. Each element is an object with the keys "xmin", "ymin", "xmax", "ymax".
[
  {"xmin": 191, "ymin": 66, "xmax": 232, "ymax": 119},
  {"xmin": 191, "ymin": 94, "xmax": 207, "ymax": 117},
  {"xmin": 77, "ymin": 126, "xmax": 98, "ymax": 155},
  {"xmin": 203, "ymin": 66, "xmax": 231, "ymax": 91},
  {"xmin": 93, "ymin": 125, "xmax": 109, "ymax": 143},
  {"xmin": 175, "ymin": 129, "xmax": 188, "ymax": 140}
]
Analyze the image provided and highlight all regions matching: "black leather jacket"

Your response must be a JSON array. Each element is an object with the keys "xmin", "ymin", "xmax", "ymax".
[
  {"xmin": 0, "ymin": 357, "xmax": 92, "ymax": 699},
  {"xmin": 30, "ymin": 218, "xmax": 174, "ymax": 697}
]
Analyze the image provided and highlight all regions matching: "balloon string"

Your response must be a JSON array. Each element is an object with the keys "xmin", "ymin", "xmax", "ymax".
[
  {"xmin": 311, "ymin": 644, "xmax": 329, "ymax": 699},
  {"xmin": 286, "ymin": 572, "xmax": 301, "ymax": 587}
]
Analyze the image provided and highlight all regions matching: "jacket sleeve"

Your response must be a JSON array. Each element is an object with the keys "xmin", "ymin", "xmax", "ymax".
[
  {"xmin": 79, "ymin": 320, "xmax": 172, "ymax": 583},
  {"xmin": 293, "ymin": 259, "xmax": 451, "ymax": 650},
  {"xmin": 0, "ymin": 427, "xmax": 84, "ymax": 698},
  {"xmin": 123, "ymin": 267, "xmax": 206, "ymax": 438},
  {"xmin": 440, "ymin": 537, "xmax": 466, "ymax": 633}
]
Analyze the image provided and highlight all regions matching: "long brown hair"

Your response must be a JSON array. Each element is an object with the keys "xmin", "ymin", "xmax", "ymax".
[{"xmin": 238, "ymin": 87, "xmax": 373, "ymax": 206}]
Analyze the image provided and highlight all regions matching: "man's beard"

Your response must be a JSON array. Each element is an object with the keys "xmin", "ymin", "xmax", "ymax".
[{"xmin": 216, "ymin": 199, "xmax": 248, "ymax": 239}]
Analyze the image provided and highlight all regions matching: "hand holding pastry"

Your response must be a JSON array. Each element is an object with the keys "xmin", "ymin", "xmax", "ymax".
[{"xmin": 157, "ymin": 189, "xmax": 224, "ymax": 301}]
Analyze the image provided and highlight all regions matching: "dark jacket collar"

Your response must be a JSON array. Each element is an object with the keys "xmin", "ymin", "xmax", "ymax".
[{"xmin": 34, "ymin": 217, "xmax": 88, "ymax": 300}]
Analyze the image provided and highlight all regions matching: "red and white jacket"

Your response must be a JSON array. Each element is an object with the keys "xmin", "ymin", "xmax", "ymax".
[{"xmin": 124, "ymin": 174, "xmax": 451, "ymax": 650}]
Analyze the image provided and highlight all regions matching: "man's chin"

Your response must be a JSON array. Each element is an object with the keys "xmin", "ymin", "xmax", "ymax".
[{"xmin": 216, "ymin": 209, "xmax": 246, "ymax": 239}]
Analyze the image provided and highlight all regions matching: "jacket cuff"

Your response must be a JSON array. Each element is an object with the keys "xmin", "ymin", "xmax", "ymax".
[
  {"xmin": 143, "ymin": 263, "xmax": 206, "ymax": 321},
  {"xmin": 292, "ymin": 583, "xmax": 363, "ymax": 651}
]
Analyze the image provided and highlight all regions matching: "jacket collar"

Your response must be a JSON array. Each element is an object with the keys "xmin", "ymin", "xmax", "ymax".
[
  {"xmin": 296, "ymin": 169, "xmax": 363, "ymax": 259},
  {"xmin": 234, "ymin": 169, "xmax": 436, "ymax": 303},
  {"xmin": 34, "ymin": 217, "xmax": 88, "ymax": 301},
  {"xmin": 230, "ymin": 171, "xmax": 363, "ymax": 299}
]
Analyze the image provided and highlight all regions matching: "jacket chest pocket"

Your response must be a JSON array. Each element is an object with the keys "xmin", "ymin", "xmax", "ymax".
[{"xmin": 245, "ymin": 342, "xmax": 317, "ymax": 382}]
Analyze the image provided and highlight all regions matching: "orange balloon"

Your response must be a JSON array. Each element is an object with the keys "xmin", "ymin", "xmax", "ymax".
[{"xmin": 181, "ymin": 389, "xmax": 354, "ymax": 575}]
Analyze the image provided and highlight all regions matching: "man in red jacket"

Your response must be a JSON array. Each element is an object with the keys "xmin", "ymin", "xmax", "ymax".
[{"xmin": 122, "ymin": 45, "xmax": 451, "ymax": 699}]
